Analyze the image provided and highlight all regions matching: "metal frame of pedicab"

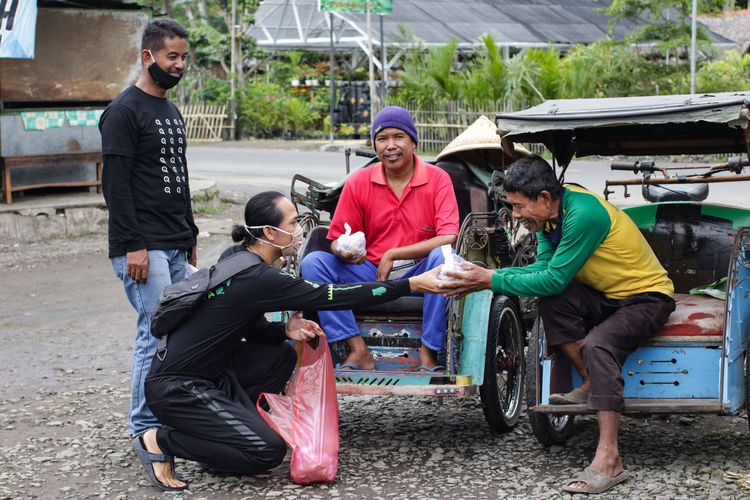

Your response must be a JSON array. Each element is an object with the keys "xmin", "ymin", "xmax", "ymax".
[
  {"xmin": 493, "ymin": 92, "xmax": 750, "ymax": 445},
  {"xmin": 287, "ymin": 143, "xmax": 535, "ymax": 433}
]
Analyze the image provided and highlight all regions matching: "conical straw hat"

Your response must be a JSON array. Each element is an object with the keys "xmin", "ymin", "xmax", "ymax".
[{"xmin": 436, "ymin": 115, "xmax": 530, "ymax": 161}]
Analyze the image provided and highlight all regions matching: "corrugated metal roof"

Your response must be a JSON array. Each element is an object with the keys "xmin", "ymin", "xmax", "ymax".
[
  {"xmin": 39, "ymin": 0, "xmax": 142, "ymax": 9},
  {"xmin": 250, "ymin": 0, "xmax": 735, "ymax": 51}
]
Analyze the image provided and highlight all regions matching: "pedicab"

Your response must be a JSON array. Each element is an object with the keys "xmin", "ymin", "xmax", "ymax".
[
  {"xmin": 492, "ymin": 92, "xmax": 750, "ymax": 445},
  {"xmin": 286, "ymin": 116, "xmax": 535, "ymax": 433}
]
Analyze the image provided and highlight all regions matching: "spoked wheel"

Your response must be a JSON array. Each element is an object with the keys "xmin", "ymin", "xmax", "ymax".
[
  {"xmin": 480, "ymin": 295, "xmax": 525, "ymax": 433},
  {"xmin": 745, "ymin": 350, "xmax": 750, "ymax": 431},
  {"xmin": 525, "ymin": 318, "xmax": 576, "ymax": 445}
]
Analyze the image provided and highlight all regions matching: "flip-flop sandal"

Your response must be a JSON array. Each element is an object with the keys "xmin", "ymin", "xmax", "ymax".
[
  {"xmin": 549, "ymin": 387, "xmax": 589, "ymax": 405},
  {"xmin": 132, "ymin": 435, "xmax": 188, "ymax": 492},
  {"xmin": 336, "ymin": 362, "xmax": 364, "ymax": 370},
  {"xmin": 561, "ymin": 467, "xmax": 630, "ymax": 494},
  {"xmin": 418, "ymin": 364, "xmax": 446, "ymax": 373}
]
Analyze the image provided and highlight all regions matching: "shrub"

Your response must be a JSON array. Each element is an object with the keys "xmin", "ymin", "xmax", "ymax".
[{"xmin": 697, "ymin": 51, "xmax": 750, "ymax": 93}]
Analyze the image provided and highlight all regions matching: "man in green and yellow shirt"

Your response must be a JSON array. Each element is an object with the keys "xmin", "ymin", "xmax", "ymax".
[{"xmin": 441, "ymin": 155, "xmax": 675, "ymax": 494}]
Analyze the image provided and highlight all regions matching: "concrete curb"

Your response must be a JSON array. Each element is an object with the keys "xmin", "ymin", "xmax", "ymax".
[{"xmin": 0, "ymin": 180, "xmax": 219, "ymax": 243}]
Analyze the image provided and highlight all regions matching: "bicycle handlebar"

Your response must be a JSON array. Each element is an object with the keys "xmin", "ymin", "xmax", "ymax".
[
  {"xmin": 610, "ymin": 160, "xmax": 657, "ymax": 174},
  {"xmin": 610, "ymin": 162, "xmax": 638, "ymax": 171},
  {"xmin": 354, "ymin": 148, "xmax": 377, "ymax": 158}
]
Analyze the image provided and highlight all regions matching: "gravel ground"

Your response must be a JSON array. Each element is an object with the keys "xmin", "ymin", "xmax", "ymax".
[{"xmin": 2, "ymin": 201, "xmax": 750, "ymax": 499}]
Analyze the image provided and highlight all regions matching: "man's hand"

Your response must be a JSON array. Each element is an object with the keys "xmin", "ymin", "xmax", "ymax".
[
  {"xmin": 285, "ymin": 311, "xmax": 325, "ymax": 342},
  {"xmin": 126, "ymin": 249, "xmax": 149, "ymax": 283},
  {"xmin": 375, "ymin": 252, "xmax": 394, "ymax": 281},
  {"xmin": 331, "ymin": 240, "xmax": 367, "ymax": 265},
  {"xmin": 188, "ymin": 246, "xmax": 197, "ymax": 267},
  {"xmin": 408, "ymin": 266, "xmax": 443, "ymax": 293},
  {"xmin": 438, "ymin": 261, "xmax": 494, "ymax": 299}
]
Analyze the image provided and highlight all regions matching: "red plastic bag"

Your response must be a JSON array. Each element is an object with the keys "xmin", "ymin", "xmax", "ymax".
[{"xmin": 257, "ymin": 340, "xmax": 339, "ymax": 484}]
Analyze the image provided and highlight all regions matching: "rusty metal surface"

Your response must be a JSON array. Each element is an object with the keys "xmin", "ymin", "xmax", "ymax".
[{"xmin": 0, "ymin": 8, "xmax": 146, "ymax": 103}]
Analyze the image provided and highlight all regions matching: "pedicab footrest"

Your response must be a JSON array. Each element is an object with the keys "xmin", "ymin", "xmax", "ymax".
[
  {"xmin": 533, "ymin": 398, "xmax": 723, "ymax": 415},
  {"xmin": 335, "ymin": 372, "xmax": 475, "ymax": 397}
]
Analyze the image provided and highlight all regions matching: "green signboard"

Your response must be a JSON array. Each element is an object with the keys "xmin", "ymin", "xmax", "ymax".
[{"xmin": 319, "ymin": 0, "xmax": 393, "ymax": 14}]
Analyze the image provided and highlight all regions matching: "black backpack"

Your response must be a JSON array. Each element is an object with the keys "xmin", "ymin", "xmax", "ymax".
[{"xmin": 151, "ymin": 251, "xmax": 263, "ymax": 360}]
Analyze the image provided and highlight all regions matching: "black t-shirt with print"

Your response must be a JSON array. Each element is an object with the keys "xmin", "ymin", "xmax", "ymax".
[
  {"xmin": 99, "ymin": 86, "xmax": 198, "ymax": 257},
  {"xmin": 147, "ymin": 250, "xmax": 412, "ymax": 379}
]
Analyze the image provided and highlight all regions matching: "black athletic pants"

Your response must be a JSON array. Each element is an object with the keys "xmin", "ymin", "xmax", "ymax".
[
  {"xmin": 145, "ymin": 340, "xmax": 297, "ymax": 474},
  {"xmin": 539, "ymin": 281, "xmax": 675, "ymax": 412}
]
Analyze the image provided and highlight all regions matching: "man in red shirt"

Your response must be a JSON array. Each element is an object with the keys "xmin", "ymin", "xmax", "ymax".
[{"xmin": 301, "ymin": 106, "xmax": 459, "ymax": 371}]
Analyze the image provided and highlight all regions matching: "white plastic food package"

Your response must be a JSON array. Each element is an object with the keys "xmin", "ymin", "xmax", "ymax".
[
  {"xmin": 336, "ymin": 222, "xmax": 366, "ymax": 259},
  {"xmin": 437, "ymin": 244, "xmax": 465, "ymax": 281}
]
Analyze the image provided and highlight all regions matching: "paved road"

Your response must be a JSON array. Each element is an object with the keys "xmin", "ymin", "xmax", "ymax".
[
  {"xmin": 2, "ymin": 231, "xmax": 750, "ymax": 499},
  {"xmin": 187, "ymin": 144, "xmax": 750, "ymax": 208},
  {"xmin": 187, "ymin": 145, "xmax": 349, "ymax": 196}
]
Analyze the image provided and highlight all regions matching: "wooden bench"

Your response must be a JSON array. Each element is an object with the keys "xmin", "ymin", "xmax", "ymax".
[{"xmin": 1, "ymin": 151, "xmax": 102, "ymax": 204}]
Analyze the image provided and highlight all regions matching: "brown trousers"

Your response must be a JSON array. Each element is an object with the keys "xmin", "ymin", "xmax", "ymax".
[{"xmin": 539, "ymin": 281, "xmax": 675, "ymax": 411}]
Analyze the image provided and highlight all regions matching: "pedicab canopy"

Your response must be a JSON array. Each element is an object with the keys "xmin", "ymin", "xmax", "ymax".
[{"xmin": 495, "ymin": 92, "xmax": 750, "ymax": 167}]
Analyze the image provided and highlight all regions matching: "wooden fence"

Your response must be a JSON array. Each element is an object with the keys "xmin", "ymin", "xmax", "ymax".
[
  {"xmin": 381, "ymin": 100, "xmax": 511, "ymax": 153},
  {"xmin": 381, "ymin": 100, "xmax": 546, "ymax": 155},
  {"xmin": 180, "ymin": 104, "xmax": 228, "ymax": 142}
]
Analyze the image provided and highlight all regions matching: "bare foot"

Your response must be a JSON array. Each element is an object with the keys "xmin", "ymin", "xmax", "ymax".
[
  {"xmin": 340, "ymin": 336, "xmax": 376, "ymax": 370},
  {"xmin": 141, "ymin": 429, "xmax": 186, "ymax": 489},
  {"xmin": 418, "ymin": 345, "xmax": 440, "ymax": 369},
  {"xmin": 339, "ymin": 350, "xmax": 375, "ymax": 370}
]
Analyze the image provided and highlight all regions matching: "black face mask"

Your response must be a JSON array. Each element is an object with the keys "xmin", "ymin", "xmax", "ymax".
[{"xmin": 147, "ymin": 50, "xmax": 182, "ymax": 90}]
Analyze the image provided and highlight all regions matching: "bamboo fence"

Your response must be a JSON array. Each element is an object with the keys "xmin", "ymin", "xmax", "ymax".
[{"xmin": 180, "ymin": 104, "xmax": 228, "ymax": 142}]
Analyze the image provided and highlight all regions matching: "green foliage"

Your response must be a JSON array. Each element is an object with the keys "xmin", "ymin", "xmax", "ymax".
[
  {"xmin": 238, "ymin": 82, "xmax": 282, "ymax": 136},
  {"xmin": 237, "ymin": 81, "xmax": 321, "ymax": 137},
  {"xmin": 697, "ymin": 51, "xmax": 750, "ymax": 92},
  {"xmin": 189, "ymin": 24, "xmax": 228, "ymax": 69},
  {"xmin": 193, "ymin": 76, "xmax": 231, "ymax": 104},
  {"xmin": 461, "ymin": 35, "xmax": 506, "ymax": 104}
]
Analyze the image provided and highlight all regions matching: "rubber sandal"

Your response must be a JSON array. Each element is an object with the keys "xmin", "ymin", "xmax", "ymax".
[
  {"xmin": 418, "ymin": 364, "xmax": 446, "ymax": 373},
  {"xmin": 168, "ymin": 455, "xmax": 188, "ymax": 483},
  {"xmin": 335, "ymin": 362, "xmax": 364, "ymax": 370},
  {"xmin": 561, "ymin": 467, "xmax": 630, "ymax": 494},
  {"xmin": 549, "ymin": 386, "xmax": 589, "ymax": 405},
  {"xmin": 132, "ymin": 435, "xmax": 187, "ymax": 492}
]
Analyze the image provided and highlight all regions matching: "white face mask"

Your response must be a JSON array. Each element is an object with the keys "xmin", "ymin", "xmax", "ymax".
[{"xmin": 246, "ymin": 224, "xmax": 304, "ymax": 257}]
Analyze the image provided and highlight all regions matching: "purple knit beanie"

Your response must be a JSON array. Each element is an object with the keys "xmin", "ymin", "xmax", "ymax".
[{"xmin": 372, "ymin": 106, "xmax": 419, "ymax": 145}]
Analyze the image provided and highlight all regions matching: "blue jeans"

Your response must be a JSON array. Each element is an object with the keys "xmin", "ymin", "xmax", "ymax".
[
  {"xmin": 112, "ymin": 249, "xmax": 187, "ymax": 436},
  {"xmin": 300, "ymin": 247, "xmax": 447, "ymax": 351}
]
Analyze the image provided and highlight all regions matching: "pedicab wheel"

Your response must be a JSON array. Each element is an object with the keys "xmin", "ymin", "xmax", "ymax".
[
  {"xmin": 525, "ymin": 318, "xmax": 576, "ymax": 446},
  {"xmin": 746, "ymin": 350, "xmax": 750, "ymax": 431},
  {"xmin": 479, "ymin": 295, "xmax": 525, "ymax": 433}
]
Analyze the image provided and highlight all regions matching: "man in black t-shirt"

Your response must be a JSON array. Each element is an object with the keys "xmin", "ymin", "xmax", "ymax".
[{"xmin": 99, "ymin": 19, "xmax": 198, "ymax": 447}]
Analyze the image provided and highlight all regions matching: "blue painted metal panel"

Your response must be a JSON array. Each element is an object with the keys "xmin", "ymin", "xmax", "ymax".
[
  {"xmin": 458, "ymin": 290, "xmax": 493, "ymax": 385},
  {"xmin": 371, "ymin": 346, "xmax": 420, "ymax": 371},
  {"xmin": 541, "ymin": 346, "xmax": 721, "ymax": 401},
  {"xmin": 624, "ymin": 346, "xmax": 721, "ymax": 398},
  {"xmin": 360, "ymin": 321, "xmax": 422, "ymax": 339},
  {"xmin": 541, "ymin": 358, "xmax": 552, "ymax": 404},
  {"xmin": 723, "ymin": 229, "xmax": 750, "ymax": 412},
  {"xmin": 359, "ymin": 321, "xmax": 422, "ymax": 371}
]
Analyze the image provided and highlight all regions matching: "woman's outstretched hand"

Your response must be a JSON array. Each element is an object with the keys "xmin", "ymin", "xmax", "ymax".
[
  {"xmin": 285, "ymin": 311, "xmax": 325, "ymax": 342},
  {"xmin": 438, "ymin": 261, "xmax": 494, "ymax": 299},
  {"xmin": 408, "ymin": 266, "xmax": 443, "ymax": 294}
]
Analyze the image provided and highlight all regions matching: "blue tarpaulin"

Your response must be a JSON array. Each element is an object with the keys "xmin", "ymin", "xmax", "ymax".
[{"xmin": 0, "ymin": 0, "xmax": 37, "ymax": 59}]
